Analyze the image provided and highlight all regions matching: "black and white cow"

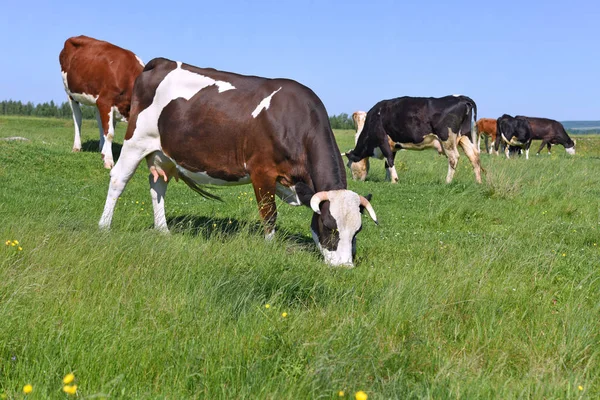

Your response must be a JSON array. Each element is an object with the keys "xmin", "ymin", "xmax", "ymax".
[
  {"xmin": 516, "ymin": 116, "xmax": 576, "ymax": 155},
  {"xmin": 495, "ymin": 114, "xmax": 533, "ymax": 159},
  {"xmin": 98, "ymin": 58, "xmax": 378, "ymax": 267},
  {"xmin": 345, "ymin": 95, "xmax": 481, "ymax": 183}
]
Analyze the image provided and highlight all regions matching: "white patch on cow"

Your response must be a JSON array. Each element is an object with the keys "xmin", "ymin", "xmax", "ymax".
[
  {"xmin": 275, "ymin": 183, "xmax": 302, "ymax": 206},
  {"xmin": 174, "ymin": 163, "xmax": 251, "ymax": 186},
  {"xmin": 501, "ymin": 133, "xmax": 523, "ymax": 147},
  {"xmin": 313, "ymin": 190, "xmax": 362, "ymax": 267},
  {"xmin": 386, "ymin": 166, "xmax": 399, "ymax": 183},
  {"xmin": 131, "ymin": 62, "xmax": 237, "ymax": 143},
  {"xmin": 452, "ymin": 94, "xmax": 462, "ymax": 97},
  {"xmin": 135, "ymin": 55, "xmax": 145, "ymax": 67},
  {"xmin": 525, "ymin": 148, "xmax": 529, "ymax": 160},
  {"xmin": 566, "ymin": 146, "xmax": 575, "ymax": 155},
  {"xmin": 61, "ymin": 71, "xmax": 99, "ymax": 106},
  {"xmin": 265, "ymin": 228, "xmax": 276, "ymax": 241},
  {"xmin": 251, "ymin": 87, "xmax": 282, "ymax": 118}
]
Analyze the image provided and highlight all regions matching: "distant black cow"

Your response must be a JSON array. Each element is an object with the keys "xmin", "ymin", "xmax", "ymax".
[
  {"xmin": 516, "ymin": 116, "xmax": 576, "ymax": 155},
  {"xmin": 495, "ymin": 114, "xmax": 533, "ymax": 159},
  {"xmin": 345, "ymin": 95, "xmax": 481, "ymax": 184}
]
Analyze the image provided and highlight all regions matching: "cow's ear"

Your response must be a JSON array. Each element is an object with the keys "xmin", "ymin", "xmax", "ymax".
[
  {"xmin": 359, "ymin": 193, "xmax": 373, "ymax": 214},
  {"xmin": 295, "ymin": 182, "xmax": 316, "ymax": 206}
]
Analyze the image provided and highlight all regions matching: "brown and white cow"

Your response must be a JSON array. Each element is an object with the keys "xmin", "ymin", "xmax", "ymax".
[
  {"xmin": 346, "ymin": 95, "xmax": 480, "ymax": 184},
  {"xmin": 59, "ymin": 35, "xmax": 144, "ymax": 168},
  {"xmin": 476, "ymin": 118, "xmax": 498, "ymax": 154},
  {"xmin": 99, "ymin": 58, "xmax": 378, "ymax": 267},
  {"xmin": 349, "ymin": 111, "xmax": 369, "ymax": 181}
]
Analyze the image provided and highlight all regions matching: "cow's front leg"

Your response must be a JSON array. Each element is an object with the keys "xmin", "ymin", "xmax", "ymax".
[
  {"xmin": 536, "ymin": 140, "xmax": 548, "ymax": 155},
  {"xmin": 251, "ymin": 174, "xmax": 278, "ymax": 240},
  {"xmin": 380, "ymin": 144, "xmax": 398, "ymax": 184}
]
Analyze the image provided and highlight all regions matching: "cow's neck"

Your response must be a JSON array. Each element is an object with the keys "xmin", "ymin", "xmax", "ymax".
[{"xmin": 307, "ymin": 133, "xmax": 347, "ymax": 193}]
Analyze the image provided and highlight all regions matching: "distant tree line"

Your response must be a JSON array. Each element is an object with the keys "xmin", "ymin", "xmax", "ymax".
[
  {"xmin": 329, "ymin": 113, "xmax": 355, "ymax": 130},
  {"xmin": 0, "ymin": 100, "xmax": 96, "ymax": 119}
]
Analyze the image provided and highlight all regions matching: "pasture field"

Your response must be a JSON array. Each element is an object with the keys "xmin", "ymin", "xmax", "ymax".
[{"xmin": 1, "ymin": 115, "xmax": 599, "ymax": 399}]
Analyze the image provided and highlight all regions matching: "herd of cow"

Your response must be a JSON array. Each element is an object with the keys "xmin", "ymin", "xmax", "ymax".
[{"xmin": 58, "ymin": 35, "xmax": 576, "ymax": 267}]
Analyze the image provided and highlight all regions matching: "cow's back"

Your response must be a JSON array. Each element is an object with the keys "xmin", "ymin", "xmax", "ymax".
[{"xmin": 60, "ymin": 36, "xmax": 143, "ymax": 114}]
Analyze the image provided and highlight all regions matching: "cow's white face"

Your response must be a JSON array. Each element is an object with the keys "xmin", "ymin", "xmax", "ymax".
[
  {"xmin": 566, "ymin": 146, "xmax": 576, "ymax": 155},
  {"xmin": 310, "ymin": 190, "xmax": 377, "ymax": 267}
]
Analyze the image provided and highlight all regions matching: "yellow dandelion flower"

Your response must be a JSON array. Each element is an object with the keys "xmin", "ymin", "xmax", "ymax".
[
  {"xmin": 562, "ymin": 253, "xmax": 566, "ymax": 257},
  {"xmin": 339, "ymin": 390, "xmax": 345, "ymax": 396},
  {"xmin": 213, "ymin": 223, "xmax": 217, "ymax": 228},
  {"xmin": 63, "ymin": 373, "xmax": 75, "ymax": 384},
  {"xmin": 5, "ymin": 240, "xmax": 10, "ymax": 246},
  {"xmin": 578, "ymin": 385, "xmax": 583, "ymax": 391},
  {"xmin": 63, "ymin": 385, "xmax": 78, "ymax": 395},
  {"xmin": 265, "ymin": 304, "xmax": 270, "ymax": 309},
  {"xmin": 136, "ymin": 201, "xmax": 139, "ymax": 204},
  {"xmin": 11, "ymin": 242, "xmax": 16, "ymax": 247},
  {"xmin": 355, "ymin": 390, "xmax": 368, "ymax": 400},
  {"xmin": 13, "ymin": 240, "xmax": 19, "ymax": 245},
  {"xmin": 281, "ymin": 312, "xmax": 288, "ymax": 318},
  {"xmin": 23, "ymin": 384, "xmax": 33, "ymax": 394},
  {"xmin": 18, "ymin": 247, "xmax": 23, "ymax": 251}
]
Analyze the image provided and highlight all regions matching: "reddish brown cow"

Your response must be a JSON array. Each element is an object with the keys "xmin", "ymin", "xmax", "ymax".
[
  {"xmin": 59, "ymin": 35, "xmax": 144, "ymax": 168},
  {"xmin": 476, "ymin": 118, "xmax": 498, "ymax": 154}
]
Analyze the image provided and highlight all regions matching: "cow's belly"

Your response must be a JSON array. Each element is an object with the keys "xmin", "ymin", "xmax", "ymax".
[{"xmin": 393, "ymin": 133, "xmax": 440, "ymax": 150}]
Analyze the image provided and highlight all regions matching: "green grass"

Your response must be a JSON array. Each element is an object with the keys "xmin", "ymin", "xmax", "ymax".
[{"xmin": 1, "ymin": 115, "xmax": 599, "ymax": 399}]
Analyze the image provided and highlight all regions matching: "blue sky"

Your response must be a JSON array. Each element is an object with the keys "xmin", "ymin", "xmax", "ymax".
[{"xmin": 2, "ymin": 0, "xmax": 598, "ymax": 120}]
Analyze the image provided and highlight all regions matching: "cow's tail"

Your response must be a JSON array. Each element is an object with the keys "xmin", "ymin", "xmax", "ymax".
[
  {"xmin": 462, "ymin": 96, "xmax": 478, "ymax": 150},
  {"xmin": 179, "ymin": 174, "xmax": 223, "ymax": 202}
]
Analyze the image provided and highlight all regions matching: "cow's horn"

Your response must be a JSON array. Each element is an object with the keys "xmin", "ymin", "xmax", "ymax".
[
  {"xmin": 310, "ymin": 191, "xmax": 329, "ymax": 214},
  {"xmin": 359, "ymin": 195, "xmax": 378, "ymax": 225}
]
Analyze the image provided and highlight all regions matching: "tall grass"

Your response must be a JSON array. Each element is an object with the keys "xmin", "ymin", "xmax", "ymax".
[{"xmin": 1, "ymin": 116, "xmax": 599, "ymax": 398}]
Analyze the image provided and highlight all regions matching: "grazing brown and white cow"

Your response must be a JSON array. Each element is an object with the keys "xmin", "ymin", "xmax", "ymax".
[
  {"xmin": 346, "ymin": 95, "xmax": 481, "ymax": 184},
  {"xmin": 59, "ymin": 35, "xmax": 144, "ymax": 168},
  {"xmin": 476, "ymin": 118, "xmax": 498, "ymax": 154},
  {"xmin": 99, "ymin": 58, "xmax": 378, "ymax": 267}
]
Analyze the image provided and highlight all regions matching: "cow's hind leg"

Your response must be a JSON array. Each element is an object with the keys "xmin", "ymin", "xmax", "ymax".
[
  {"xmin": 68, "ymin": 97, "xmax": 83, "ymax": 152},
  {"xmin": 146, "ymin": 151, "xmax": 177, "ymax": 233},
  {"xmin": 96, "ymin": 101, "xmax": 116, "ymax": 169},
  {"xmin": 458, "ymin": 136, "xmax": 482, "ymax": 183},
  {"xmin": 250, "ymin": 172, "xmax": 278, "ymax": 240},
  {"xmin": 99, "ymin": 141, "xmax": 147, "ymax": 230},
  {"xmin": 441, "ymin": 130, "xmax": 460, "ymax": 183}
]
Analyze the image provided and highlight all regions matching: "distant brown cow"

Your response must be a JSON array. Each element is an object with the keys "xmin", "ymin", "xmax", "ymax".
[
  {"xmin": 476, "ymin": 118, "xmax": 498, "ymax": 154},
  {"xmin": 59, "ymin": 35, "xmax": 145, "ymax": 168}
]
